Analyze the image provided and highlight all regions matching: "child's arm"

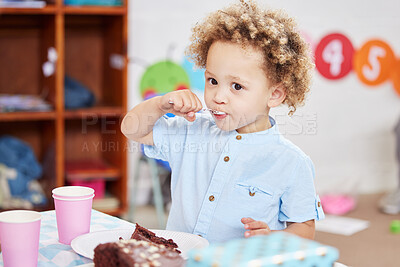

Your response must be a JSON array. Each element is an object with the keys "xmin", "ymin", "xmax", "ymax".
[
  {"xmin": 283, "ymin": 220, "xmax": 315, "ymax": 239},
  {"xmin": 121, "ymin": 89, "xmax": 202, "ymax": 145},
  {"xmin": 241, "ymin": 217, "xmax": 315, "ymax": 240}
]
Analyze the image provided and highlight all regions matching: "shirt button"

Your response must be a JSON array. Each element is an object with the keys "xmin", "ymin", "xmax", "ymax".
[
  {"xmin": 209, "ymin": 195, "xmax": 215, "ymax": 201},
  {"xmin": 224, "ymin": 156, "xmax": 230, "ymax": 162},
  {"xmin": 198, "ymin": 234, "xmax": 203, "ymax": 237},
  {"xmin": 318, "ymin": 201, "xmax": 321, "ymax": 207},
  {"xmin": 236, "ymin": 135, "xmax": 242, "ymax": 140}
]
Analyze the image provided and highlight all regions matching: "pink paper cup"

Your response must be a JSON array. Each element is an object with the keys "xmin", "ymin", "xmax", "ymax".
[
  {"xmin": 52, "ymin": 186, "xmax": 94, "ymax": 199},
  {"xmin": 0, "ymin": 210, "xmax": 41, "ymax": 267},
  {"xmin": 53, "ymin": 194, "xmax": 94, "ymax": 245}
]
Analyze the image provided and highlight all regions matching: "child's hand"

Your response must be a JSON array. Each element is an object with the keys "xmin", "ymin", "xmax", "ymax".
[
  {"xmin": 158, "ymin": 89, "xmax": 203, "ymax": 122},
  {"xmin": 241, "ymin": 217, "xmax": 271, "ymax": 237}
]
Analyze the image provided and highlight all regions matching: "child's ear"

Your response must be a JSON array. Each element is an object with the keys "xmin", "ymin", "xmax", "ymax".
[{"xmin": 267, "ymin": 83, "xmax": 286, "ymax": 108}]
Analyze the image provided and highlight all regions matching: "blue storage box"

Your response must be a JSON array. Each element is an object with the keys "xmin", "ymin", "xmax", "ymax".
[
  {"xmin": 64, "ymin": 0, "xmax": 122, "ymax": 6},
  {"xmin": 186, "ymin": 232, "xmax": 339, "ymax": 267}
]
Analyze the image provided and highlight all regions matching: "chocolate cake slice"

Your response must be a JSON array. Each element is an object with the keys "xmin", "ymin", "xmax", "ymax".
[
  {"xmin": 131, "ymin": 223, "xmax": 180, "ymax": 253},
  {"xmin": 93, "ymin": 239, "xmax": 185, "ymax": 267}
]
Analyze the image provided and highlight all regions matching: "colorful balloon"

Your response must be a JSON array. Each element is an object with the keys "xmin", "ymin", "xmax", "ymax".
[
  {"xmin": 182, "ymin": 57, "xmax": 205, "ymax": 92},
  {"xmin": 315, "ymin": 33, "xmax": 354, "ymax": 80},
  {"xmin": 391, "ymin": 59, "xmax": 400, "ymax": 96},
  {"xmin": 140, "ymin": 60, "xmax": 190, "ymax": 99},
  {"xmin": 353, "ymin": 39, "xmax": 396, "ymax": 86}
]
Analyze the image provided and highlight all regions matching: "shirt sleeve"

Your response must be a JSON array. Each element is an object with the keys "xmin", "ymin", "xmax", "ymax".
[
  {"xmin": 143, "ymin": 115, "xmax": 189, "ymax": 163},
  {"xmin": 278, "ymin": 156, "xmax": 325, "ymax": 222}
]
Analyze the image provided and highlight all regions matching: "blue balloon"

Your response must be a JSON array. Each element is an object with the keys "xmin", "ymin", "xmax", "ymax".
[{"xmin": 182, "ymin": 57, "xmax": 205, "ymax": 92}]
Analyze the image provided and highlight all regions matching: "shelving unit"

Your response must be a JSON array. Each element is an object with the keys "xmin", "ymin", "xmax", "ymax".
[{"xmin": 0, "ymin": 0, "xmax": 128, "ymax": 216}]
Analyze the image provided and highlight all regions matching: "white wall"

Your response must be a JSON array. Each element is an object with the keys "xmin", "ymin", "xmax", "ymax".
[{"xmin": 127, "ymin": 0, "xmax": 400, "ymax": 196}]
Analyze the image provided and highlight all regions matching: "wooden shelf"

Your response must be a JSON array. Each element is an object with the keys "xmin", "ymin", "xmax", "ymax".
[
  {"xmin": 0, "ymin": 5, "xmax": 57, "ymax": 15},
  {"xmin": 0, "ymin": 2, "xmax": 128, "ymax": 216},
  {"xmin": 0, "ymin": 111, "xmax": 57, "ymax": 121},
  {"xmin": 63, "ymin": 5, "xmax": 126, "ymax": 15},
  {"xmin": 0, "ymin": 5, "xmax": 127, "ymax": 16},
  {"xmin": 63, "ymin": 106, "xmax": 124, "ymax": 119}
]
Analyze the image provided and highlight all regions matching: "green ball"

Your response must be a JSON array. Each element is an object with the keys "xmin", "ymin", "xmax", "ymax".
[{"xmin": 390, "ymin": 220, "xmax": 400, "ymax": 234}]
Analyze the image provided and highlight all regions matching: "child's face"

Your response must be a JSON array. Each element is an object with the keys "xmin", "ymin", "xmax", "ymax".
[{"xmin": 204, "ymin": 41, "xmax": 274, "ymax": 133}]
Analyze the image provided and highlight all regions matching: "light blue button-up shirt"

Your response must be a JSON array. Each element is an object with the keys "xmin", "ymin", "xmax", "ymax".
[{"xmin": 144, "ymin": 113, "xmax": 324, "ymax": 243}]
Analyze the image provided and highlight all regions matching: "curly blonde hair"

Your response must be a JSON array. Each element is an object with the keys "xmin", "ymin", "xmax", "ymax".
[{"xmin": 186, "ymin": 0, "xmax": 314, "ymax": 115}]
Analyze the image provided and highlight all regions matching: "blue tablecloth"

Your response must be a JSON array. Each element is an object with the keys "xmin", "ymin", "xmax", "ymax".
[{"xmin": 0, "ymin": 210, "xmax": 135, "ymax": 267}]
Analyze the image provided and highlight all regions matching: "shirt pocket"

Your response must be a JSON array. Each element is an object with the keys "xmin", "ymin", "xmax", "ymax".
[{"xmin": 234, "ymin": 181, "xmax": 275, "ymax": 215}]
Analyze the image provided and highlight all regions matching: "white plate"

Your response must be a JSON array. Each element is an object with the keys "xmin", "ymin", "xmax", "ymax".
[{"xmin": 71, "ymin": 228, "xmax": 209, "ymax": 260}]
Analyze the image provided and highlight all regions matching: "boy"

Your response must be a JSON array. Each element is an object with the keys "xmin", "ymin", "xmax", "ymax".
[{"xmin": 122, "ymin": 0, "xmax": 324, "ymax": 243}]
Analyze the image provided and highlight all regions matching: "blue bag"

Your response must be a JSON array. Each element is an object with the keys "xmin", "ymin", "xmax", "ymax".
[
  {"xmin": 64, "ymin": 76, "xmax": 96, "ymax": 109},
  {"xmin": 0, "ymin": 135, "xmax": 42, "ymax": 195}
]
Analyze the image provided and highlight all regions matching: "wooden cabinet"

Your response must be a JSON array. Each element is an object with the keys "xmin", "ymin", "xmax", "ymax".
[{"xmin": 0, "ymin": 0, "xmax": 128, "ymax": 216}]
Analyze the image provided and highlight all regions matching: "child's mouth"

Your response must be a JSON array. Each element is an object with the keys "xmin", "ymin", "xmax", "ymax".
[
  {"xmin": 211, "ymin": 110, "xmax": 227, "ymax": 119},
  {"xmin": 211, "ymin": 110, "xmax": 226, "ymax": 115}
]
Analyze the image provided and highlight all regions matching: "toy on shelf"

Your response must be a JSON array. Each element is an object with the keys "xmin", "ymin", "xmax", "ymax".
[{"xmin": 64, "ymin": 0, "xmax": 122, "ymax": 6}]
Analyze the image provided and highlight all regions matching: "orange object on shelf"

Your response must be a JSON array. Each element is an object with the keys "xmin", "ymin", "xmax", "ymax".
[{"xmin": 65, "ymin": 159, "xmax": 120, "ymax": 181}]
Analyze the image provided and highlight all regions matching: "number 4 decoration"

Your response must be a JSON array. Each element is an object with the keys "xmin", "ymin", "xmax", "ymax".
[{"xmin": 315, "ymin": 33, "xmax": 354, "ymax": 80}]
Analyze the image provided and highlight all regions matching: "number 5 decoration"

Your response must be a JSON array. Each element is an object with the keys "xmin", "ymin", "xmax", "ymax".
[{"xmin": 353, "ymin": 40, "xmax": 396, "ymax": 86}]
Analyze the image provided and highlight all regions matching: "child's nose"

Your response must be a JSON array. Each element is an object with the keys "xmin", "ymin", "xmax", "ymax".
[{"xmin": 213, "ymin": 87, "xmax": 228, "ymax": 104}]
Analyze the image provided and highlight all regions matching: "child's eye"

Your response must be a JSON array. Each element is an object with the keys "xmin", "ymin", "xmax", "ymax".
[
  {"xmin": 208, "ymin": 78, "xmax": 218, "ymax": 85},
  {"xmin": 232, "ymin": 83, "xmax": 243, "ymax": 90}
]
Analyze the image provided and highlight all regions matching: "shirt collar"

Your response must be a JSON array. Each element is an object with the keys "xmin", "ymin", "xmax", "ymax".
[{"xmin": 230, "ymin": 116, "xmax": 280, "ymax": 144}]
